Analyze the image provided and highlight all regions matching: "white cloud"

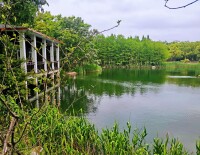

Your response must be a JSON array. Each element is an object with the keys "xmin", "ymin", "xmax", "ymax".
[{"xmin": 44, "ymin": 0, "xmax": 200, "ymax": 42}]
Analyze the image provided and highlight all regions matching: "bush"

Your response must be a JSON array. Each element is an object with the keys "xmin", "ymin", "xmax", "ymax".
[
  {"xmin": 83, "ymin": 64, "xmax": 102, "ymax": 73},
  {"xmin": 75, "ymin": 64, "xmax": 102, "ymax": 74},
  {"xmin": 181, "ymin": 59, "xmax": 190, "ymax": 63}
]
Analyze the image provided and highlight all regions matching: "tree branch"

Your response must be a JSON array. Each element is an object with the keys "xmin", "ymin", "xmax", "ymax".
[
  {"xmin": 2, "ymin": 117, "xmax": 17, "ymax": 155},
  {"xmin": 99, "ymin": 20, "xmax": 121, "ymax": 34},
  {"xmin": 165, "ymin": 0, "xmax": 199, "ymax": 9},
  {"xmin": 0, "ymin": 96, "xmax": 19, "ymax": 119}
]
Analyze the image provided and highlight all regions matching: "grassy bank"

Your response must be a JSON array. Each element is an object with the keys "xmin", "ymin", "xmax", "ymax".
[
  {"xmin": 164, "ymin": 62, "xmax": 200, "ymax": 69},
  {"xmin": 4, "ymin": 106, "xmax": 199, "ymax": 155},
  {"xmin": 163, "ymin": 62, "xmax": 200, "ymax": 76}
]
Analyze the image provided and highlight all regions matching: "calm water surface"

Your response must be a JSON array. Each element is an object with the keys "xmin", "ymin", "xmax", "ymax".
[{"xmin": 61, "ymin": 69, "xmax": 200, "ymax": 152}]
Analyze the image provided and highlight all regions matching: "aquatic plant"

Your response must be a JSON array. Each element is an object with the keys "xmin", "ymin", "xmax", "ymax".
[{"xmin": 3, "ymin": 106, "xmax": 197, "ymax": 155}]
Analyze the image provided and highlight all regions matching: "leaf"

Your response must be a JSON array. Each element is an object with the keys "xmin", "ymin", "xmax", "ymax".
[
  {"xmin": 33, "ymin": 87, "xmax": 41, "ymax": 93},
  {"xmin": 1, "ymin": 14, "xmax": 5, "ymax": 19}
]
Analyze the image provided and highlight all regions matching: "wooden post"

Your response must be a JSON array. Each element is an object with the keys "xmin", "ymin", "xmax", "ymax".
[{"xmin": 19, "ymin": 32, "xmax": 27, "ymax": 73}]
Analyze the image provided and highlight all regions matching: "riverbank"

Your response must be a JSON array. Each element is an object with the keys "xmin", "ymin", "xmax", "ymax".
[
  {"xmin": 4, "ymin": 106, "xmax": 198, "ymax": 154},
  {"xmin": 164, "ymin": 62, "xmax": 200, "ymax": 69}
]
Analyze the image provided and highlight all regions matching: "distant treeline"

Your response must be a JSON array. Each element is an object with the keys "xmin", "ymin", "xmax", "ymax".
[
  {"xmin": 94, "ymin": 35, "xmax": 168, "ymax": 67},
  {"xmin": 94, "ymin": 35, "xmax": 200, "ymax": 67},
  {"xmin": 26, "ymin": 12, "xmax": 200, "ymax": 69}
]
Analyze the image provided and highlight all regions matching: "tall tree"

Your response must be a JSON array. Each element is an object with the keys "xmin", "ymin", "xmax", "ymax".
[
  {"xmin": 0, "ymin": 0, "xmax": 48, "ymax": 25},
  {"xmin": 29, "ymin": 12, "xmax": 98, "ymax": 70}
]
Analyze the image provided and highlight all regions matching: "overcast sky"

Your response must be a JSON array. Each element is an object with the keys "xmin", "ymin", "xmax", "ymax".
[{"xmin": 44, "ymin": 0, "xmax": 200, "ymax": 42}]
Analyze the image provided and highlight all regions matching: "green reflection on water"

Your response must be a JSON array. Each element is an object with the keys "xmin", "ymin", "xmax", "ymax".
[
  {"xmin": 59, "ymin": 68, "xmax": 200, "ymax": 152},
  {"xmin": 61, "ymin": 68, "xmax": 200, "ymax": 113}
]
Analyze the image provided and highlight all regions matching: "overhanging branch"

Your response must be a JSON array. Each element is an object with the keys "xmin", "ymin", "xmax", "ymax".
[
  {"xmin": 165, "ymin": 0, "xmax": 199, "ymax": 9},
  {"xmin": 99, "ymin": 20, "xmax": 121, "ymax": 34}
]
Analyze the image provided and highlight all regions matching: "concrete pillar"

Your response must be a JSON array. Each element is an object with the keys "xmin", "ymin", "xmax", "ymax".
[
  {"xmin": 32, "ymin": 35, "xmax": 38, "ymax": 73},
  {"xmin": 19, "ymin": 32, "xmax": 27, "ymax": 73},
  {"xmin": 50, "ymin": 42, "xmax": 54, "ymax": 70},
  {"xmin": 42, "ymin": 39, "xmax": 47, "ymax": 71},
  {"xmin": 56, "ymin": 44, "xmax": 60, "ymax": 70}
]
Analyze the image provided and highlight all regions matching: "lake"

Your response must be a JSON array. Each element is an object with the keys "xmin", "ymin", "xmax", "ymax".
[{"xmin": 60, "ymin": 68, "xmax": 200, "ymax": 152}]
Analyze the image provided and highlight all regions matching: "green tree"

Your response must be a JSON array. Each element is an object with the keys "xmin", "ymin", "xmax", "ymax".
[
  {"xmin": 168, "ymin": 42, "xmax": 183, "ymax": 61},
  {"xmin": 0, "ymin": 0, "xmax": 48, "ymax": 25},
  {"xmin": 95, "ymin": 34, "xmax": 168, "ymax": 67},
  {"xmin": 27, "ymin": 12, "xmax": 98, "ymax": 70}
]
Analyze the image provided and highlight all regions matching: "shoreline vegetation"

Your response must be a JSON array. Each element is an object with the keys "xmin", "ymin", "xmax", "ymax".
[
  {"xmin": 74, "ymin": 62, "xmax": 200, "ymax": 73},
  {"xmin": 75, "ymin": 64, "xmax": 102, "ymax": 74},
  {"xmin": 164, "ymin": 62, "xmax": 200, "ymax": 69},
  {"xmin": 2, "ymin": 106, "xmax": 199, "ymax": 155}
]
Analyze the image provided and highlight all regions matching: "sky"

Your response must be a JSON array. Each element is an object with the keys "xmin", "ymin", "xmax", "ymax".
[{"xmin": 43, "ymin": 0, "xmax": 200, "ymax": 42}]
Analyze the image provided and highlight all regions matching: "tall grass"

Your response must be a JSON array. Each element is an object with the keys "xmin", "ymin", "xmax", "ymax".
[
  {"xmin": 12, "ymin": 106, "xmax": 200, "ymax": 155},
  {"xmin": 163, "ymin": 62, "xmax": 200, "ymax": 76},
  {"xmin": 164, "ymin": 62, "xmax": 200, "ymax": 70}
]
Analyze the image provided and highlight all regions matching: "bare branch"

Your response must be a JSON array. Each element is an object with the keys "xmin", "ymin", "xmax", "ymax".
[
  {"xmin": 165, "ymin": 0, "xmax": 199, "ymax": 9},
  {"xmin": 99, "ymin": 20, "xmax": 121, "ymax": 34},
  {"xmin": 2, "ymin": 117, "xmax": 17, "ymax": 155}
]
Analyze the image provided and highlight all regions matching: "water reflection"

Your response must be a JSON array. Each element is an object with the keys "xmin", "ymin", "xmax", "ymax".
[
  {"xmin": 60, "ymin": 78, "xmax": 98, "ymax": 114},
  {"xmin": 61, "ymin": 69, "xmax": 200, "ymax": 114},
  {"xmin": 60, "ymin": 68, "xmax": 200, "ymax": 152},
  {"xmin": 30, "ymin": 84, "xmax": 61, "ymax": 108},
  {"xmin": 167, "ymin": 76, "xmax": 200, "ymax": 87}
]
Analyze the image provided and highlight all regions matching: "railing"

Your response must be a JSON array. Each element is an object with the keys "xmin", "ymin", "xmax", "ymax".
[{"xmin": 27, "ymin": 61, "xmax": 59, "ymax": 73}]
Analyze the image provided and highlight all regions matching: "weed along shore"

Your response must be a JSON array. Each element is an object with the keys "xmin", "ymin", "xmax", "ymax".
[{"xmin": 20, "ymin": 106, "xmax": 200, "ymax": 154}]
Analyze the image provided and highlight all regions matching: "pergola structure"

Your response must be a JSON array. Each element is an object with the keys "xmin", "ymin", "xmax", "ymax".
[
  {"xmin": 0, "ymin": 24, "xmax": 61, "ymax": 102},
  {"xmin": 0, "ymin": 24, "xmax": 60, "ymax": 74}
]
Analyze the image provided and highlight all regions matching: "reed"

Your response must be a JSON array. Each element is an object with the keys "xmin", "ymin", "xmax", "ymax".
[
  {"xmin": 10, "ymin": 106, "xmax": 200, "ymax": 154},
  {"xmin": 164, "ymin": 62, "xmax": 200, "ymax": 70}
]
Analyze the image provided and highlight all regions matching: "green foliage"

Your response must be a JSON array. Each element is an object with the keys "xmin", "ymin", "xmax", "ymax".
[
  {"xmin": 196, "ymin": 141, "xmax": 200, "ymax": 155},
  {"xmin": 94, "ymin": 35, "xmax": 169, "ymax": 68},
  {"xmin": 0, "ymin": 0, "xmax": 48, "ymax": 25},
  {"xmin": 2, "ymin": 106, "xmax": 198, "ymax": 154},
  {"xmin": 75, "ymin": 63, "xmax": 102, "ymax": 74},
  {"xmin": 164, "ymin": 62, "xmax": 200, "ymax": 70},
  {"xmin": 0, "ymin": 34, "xmax": 27, "ymax": 99},
  {"xmin": 181, "ymin": 58, "xmax": 190, "ymax": 63},
  {"xmin": 153, "ymin": 135, "xmax": 188, "ymax": 155},
  {"xmin": 168, "ymin": 41, "xmax": 200, "ymax": 62},
  {"xmin": 25, "ymin": 12, "xmax": 98, "ymax": 71}
]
